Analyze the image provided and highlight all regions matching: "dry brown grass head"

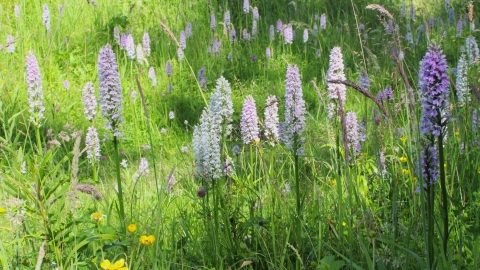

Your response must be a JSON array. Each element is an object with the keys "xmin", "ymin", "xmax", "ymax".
[{"xmin": 366, "ymin": 4, "xmax": 394, "ymax": 21}]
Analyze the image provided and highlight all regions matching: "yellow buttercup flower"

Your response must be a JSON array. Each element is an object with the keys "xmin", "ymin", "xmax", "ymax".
[
  {"xmin": 140, "ymin": 235, "xmax": 155, "ymax": 246},
  {"xmin": 400, "ymin": 136, "xmax": 407, "ymax": 142},
  {"xmin": 112, "ymin": 259, "xmax": 126, "ymax": 269},
  {"xmin": 399, "ymin": 156, "xmax": 407, "ymax": 163},
  {"xmin": 402, "ymin": 169, "xmax": 409, "ymax": 175},
  {"xmin": 91, "ymin": 212, "xmax": 103, "ymax": 222},
  {"xmin": 127, "ymin": 224, "xmax": 137, "ymax": 233},
  {"xmin": 329, "ymin": 180, "xmax": 337, "ymax": 186},
  {"xmin": 100, "ymin": 258, "xmax": 128, "ymax": 270},
  {"xmin": 454, "ymin": 131, "xmax": 460, "ymax": 136},
  {"xmin": 147, "ymin": 235, "xmax": 155, "ymax": 244},
  {"xmin": 100, "ymin": 260, "xmax": 111, "ymax": 269},
  {"xmin": 0, "ymin": 207, "xmax": 6, "ymax": 217}
]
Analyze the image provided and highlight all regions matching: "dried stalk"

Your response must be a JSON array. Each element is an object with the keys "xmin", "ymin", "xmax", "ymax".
[
  {"xmin": 160, "ymin": 21, "xmax": 180, "ymax": 47},
  {"xmin": 327, "ymin": 80, "xmax": 388, "ymax": 118},
  {"xmin": 311, "ymin": 80, "xmax": 325, "ymax": 107},
  {"xmin": 366, "ymin": 4, "xmax": 394, "ymax": 20}
]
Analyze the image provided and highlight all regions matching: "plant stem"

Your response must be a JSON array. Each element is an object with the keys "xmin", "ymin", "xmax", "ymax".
[
  {"xmin": 213, "ymin": 179, "xmax": 220, "ymax": 268},
  {"xmin": 438, "ymin": 133, "xmax": 448, "ymax": 257},
  {"xmin": 426, "ymin": 186, "xmax": 434, "ymax": 268},
  {"xmin": 36, "ymin": 126, "xmax": 43, "ymax": 156},
  {"xmin": 113, "ymin": 136, "xmax": 126, "ymax": 234},
  {"xmin": 294, "ymin": 135, "xmax": 302, "ymax": 270}
]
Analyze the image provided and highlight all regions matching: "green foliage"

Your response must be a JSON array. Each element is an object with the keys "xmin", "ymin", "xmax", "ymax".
[{"xmin": 1, "ymin": 0, "xmax": 480, "ymax": 269}]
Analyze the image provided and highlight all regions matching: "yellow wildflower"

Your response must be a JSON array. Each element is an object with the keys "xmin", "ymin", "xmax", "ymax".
[
  {"xmin": 399, "ymin": 156, "xmax": 407, "ymax": 163},
  {"xmin": 140, "ymin": 235, "xmax": 155, "ymax": 246},
  {"xmin": 402, "ymin": 169, "xmax": 409, "ymax": 175},
  {"xmin": 2, "ymin": 69, "xmax": 7, "ymax": 73},
  {"xmin": 100, "ymin": 260, "xmax": 111, "ymax": 269},
  {"xmin": 0, "ymin": 207, "xmax": 6, "ymax": 217},
  {"xmin": 454, "ymin": 131, "xmax": 459, "ymax": 136},
  {"xmin": 444, "ymin": 163, "xmax": 447, "ymax": 168},
  {"xmin": 127, "ymin": 224, "xmax": 137, "ymax": 233},
  {"xmin": 112, "ymin": 259, "xmax": 126, "ymax": 270},
  {"xmin": 329, "ymin": 180, "xmax": 337, "ymax": 186},
  {"xmin": 100, "ymin": 258, "xmax": 128, "ymax": 270},
  {"xmin": 91, "ymin": 212, "xmax": 103, "ymax": 222},
  {"xmin": 400, "ymin": 136, "xmax": 407, "ymax": 142},
  {"xmin": 342, "ymin": 222, "xmax": 347, "ymax": 227}
]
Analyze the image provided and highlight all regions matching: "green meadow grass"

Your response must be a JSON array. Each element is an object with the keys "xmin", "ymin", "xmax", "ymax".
[{"xmin": 1, "ymin": 0, "xmax": 479, "ymax": 269}]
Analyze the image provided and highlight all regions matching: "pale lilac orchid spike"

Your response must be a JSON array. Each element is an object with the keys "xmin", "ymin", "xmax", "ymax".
[
  {"xmin": 320, "ymin": 13, "xmax": 326, "ymax": 29},
  {"xmin": 243, "ymin": 0, "xmax": 250, "ymax": 13},
  {"xmin": 63, "ymin": 80, "xmax": 70, "ymax": 90},
  {"xmin": 86, "ymin": 126, "xmax": 101, "ymax": 162},
  {"xmin": 209, "ymin": 76, "xmax": 234, "ymax": 135},
  {"xmin": 264, "ymin": 95, "xmax": 279, "ymax": 142},
  {"xmin": 211, "ymin": 13, "xmax": 216, "ymax": 30},
  {"xmin": 231, "ymin": 29, "xmax": 236, "ymax": 43},
  {"xmin": 253, "ymin": 7, "xmax": 259, "ymax": 20},
  {"xmin": 179, "ymin": 30, "xmax": 186, "ymax": 50},
  {"xmin": 283, "ymin": 64, "xmax": 306, "ymax": 154},
  {"xmin": 326, "ymin": 47, "xmax": 346, "ymax": 102},
  {"xmin": 148, "ymin": 67, "xmax": 157, "ymax": 87},
  {"xmin": 345, "ymin": 111, "xmax": 359, "ymax": 156},
  {"xmin": 126, "ymin": 34, "xmax": 135, "ymax": 59},
  {"xmin": 177, "ymin": 48, "xmax": 185, "ymax": 61},
  {"xmin": 456, "ymin": 54, "xmax": 469, "ymax": 107},
  {"xmin": 252, "ymin": 20, "xmax": 257, "ymax": 37},
  {"xmin": 166, "ymin": 61, "xmax": 172, "ymax": 76},
  {"xmin": 26, "ymin": 52, "xmax": 45, "ymax": 123},
  {"xmin": 82, "ymin": 81, "xmax": 97, "ymax": 121},
  {"xmin": 240, "ymin": 95, "xmax": 259, "ymax": 144},
  {"xmin": 42, "ymin": 4, "xmax": 51, "ymax": 32},
  {"xmin": 266, "ymin": 47, "xmax": 272, "ymax": 59},
  {"xmin": 142, "ymin": 32, "xmax": 151, "ymax": 56},
  {"xmin": 193, "ymin": 109, "xmax": 221, "ymax": 179},
  {"xmin": 277, "ymin": 19, "xmax": 283, "ymax": 33},
  {"xmin": 224, "ymin": 10, "xmax": 231, "ymax": 30},
  {"xmin": 303, "ymin": 29, "xmax": 308, "ymax": 43},
  {"xmin": 98, "ymin": 44, "xmax": 124, "ymax": 137},
  {"xmin": 14, "ymin": 5, "xmax": 20, "ymax": 19},
  {"xmin": 284, "ymin": 24, "xmax": 293, "ymax": 44},
  {"xmin": 120, "ymin": 33, "xmax": 127, "ymax": 49},
  {"xmin": 186, "ymin": 22, "xmax": 192, "ymax": 38}
]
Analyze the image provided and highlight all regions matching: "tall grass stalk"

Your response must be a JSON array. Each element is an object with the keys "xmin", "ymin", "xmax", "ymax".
[{"xmin": 135, "ymin": 76, "xmax": 159, "ymax": 195}]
